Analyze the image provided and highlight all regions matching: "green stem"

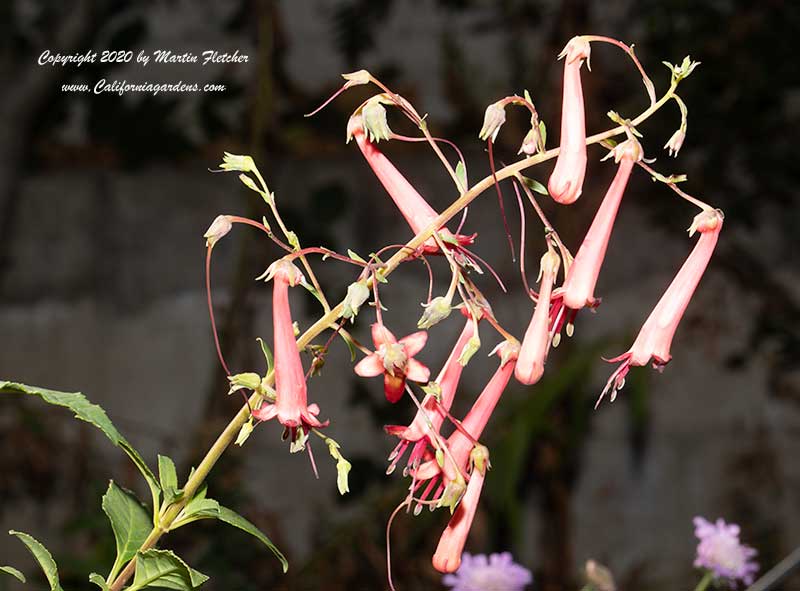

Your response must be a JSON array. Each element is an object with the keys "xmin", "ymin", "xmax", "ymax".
[
  {"xmin": 694, "ymin": 571, "xmax": 715, "ymax": 591},
  {"xmin": 106, "ymin": 84, "xmax": 675, "ymax": 591}
]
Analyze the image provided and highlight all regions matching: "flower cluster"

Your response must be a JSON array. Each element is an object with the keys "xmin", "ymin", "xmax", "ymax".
[{"xmin": 204, "ymin": 33, "xmax": 719, "ymax": 588}]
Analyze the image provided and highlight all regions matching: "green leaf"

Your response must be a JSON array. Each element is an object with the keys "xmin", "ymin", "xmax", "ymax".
[
  {"xmin": 158, "ymin": 456, "xmax": 182, "ymax": 503},
  {"xmin": 256, "ymin": 337, "xmax": 274, "ymax": 375},
  {"xmin": 89, "ymin": 573, "xmax": 109, "ymax": 590},
  {"xmin": 538, "ymin": 120, "xmax": 547, "ymax": 149},
  {"xmin": 346, "ymin": 249, "xmax": 368, "ymax": 264},
  {"xmin": 519, "ymin": 175, "xmax": 549, "ymax": 196},
  {"xmin": 286, "ymin": 230, "xmax": 301, "ymax": 251},
  {"xmin": 0, "ymin": 566, "xmax": 25, "ymax": 583},
  {"xmin": 130, "ymin": 549, "xmax": 208, "ymax": 591},
  {"xmin": 102, "ymin": 481, "xmax": 151, "ymax": 568},
  {"xmin": 216, "ymin": 506, "xmax": 287, "ymax": 573},
  {"xmin": 454, "ymin": 161, "xmax": 467, "ymax": 194},
  {"xmin": 0, "ymin": 382, "xmax": 161, "ymax": 513},
  {"xmin": 8, "ymin": 531, "xmax": 62, "ymax": 591}
]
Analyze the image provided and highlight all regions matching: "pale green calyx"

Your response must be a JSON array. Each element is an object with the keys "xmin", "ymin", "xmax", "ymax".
[
  {"xmin": 378, "ymin": 342, "xmax": 408, "ymax": 376},
  {"xmin": 227, "ymin": 372, "xmax": 262, "ymax": 395},
  {"xmin": 470, "ymin": 444, "xmax": 491, "ymax": 475},
  {"xmin": 361, "ymin": 96, "xmax": 392, "ymax": 142},
  {"xmin": 459, "ymin": 334, "xmax": 481, "ymax": 366},
  {"xmin": 219, "ymin": 151, "xmax": 256, "ymax": 173},
  {"xmin": 437, "ymin": 477, "xmax": 467, "ymax": 514},
  {"xmin": 663, "ymin": 56, "xmax": 701, "ymax": 84},
  {"xmin": 342, "ymin": 280, "xmax": 370, "ymax": 321},
  {"xmin": 417, "ymin": 296, "xmax": 452, "ymax": 329}
]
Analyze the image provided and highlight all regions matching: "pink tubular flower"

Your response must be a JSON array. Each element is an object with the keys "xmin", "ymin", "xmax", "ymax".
[
  {"xmin": 598, "ymin": 209, "xmax": 724, "ymax": 406},
  {"xmin": 432, "ymin": 466, "xmax": 486, "ymax": 574},
  {"xmin": 412, "ymin": 341, "xmax": 517, "ymax": 502},
  {"xmin": 252, "ymin": 260, "xmax": 327, "ymax": 432},
  {"xmin": 347, "ymin": 115, "xmax": 475, "ymax": 253},
  {"xmin": 354, "ymin": 323, "xmax": 430, "ymax": 403},
  {"xmin": 548, "ymin": 36, "xmax": 591, "ymax": 205},
  {"xmin": 561, "ymin": 138, "xmax": 642, "ymax": 311},
  {"xmin": 384, "ymin": 311, "xmax": 478, "ymax": 474},
  {"xmin": 516, "ymin": 246, "xmax": 560, "ymax": 385}
]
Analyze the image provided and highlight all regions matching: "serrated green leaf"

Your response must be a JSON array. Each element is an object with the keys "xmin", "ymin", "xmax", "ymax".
[
  {"xmin": 0, "ymin": 566, "xmax": 25, "ymax": 583},
  {"xmin": 519, "ymin": 175, "xmax": 549, "ymax": 196},
  {"xmin": 256, "ymin": 337, "xmax": 274, "ymax": 374},
  {"xmin": 454, "ymin": 161, "xmax": 467, "ymax": 194},
  {"xmin": 130, "ymin": 549, "xmax": 208, "ymax": 591},
  {"xmin": 8, "ymin": 531, "xmax": 62, "ymax": 591},
  {"xmin": 0, "ymin": 382, "xmax": 161, "ymax": 514},
  {"xmin": 215, "ymin": 506, "xmax": 288, "ymax": 572},
  {"xmin": 89, "ymin": 573, "xmax": 109, "ymax": 590},
  {"xmin": 102, "ymin": 481, "xmax": 151, "ymax": 571}
]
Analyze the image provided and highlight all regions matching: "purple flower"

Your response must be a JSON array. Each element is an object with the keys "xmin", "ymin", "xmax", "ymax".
[
  {"xmin": 442, "ymin": 552, "xmax": 532, "ymax": 591},
  {"xmin": 693, "ymin": 517, "xmax": 759, "ymax": 586}
]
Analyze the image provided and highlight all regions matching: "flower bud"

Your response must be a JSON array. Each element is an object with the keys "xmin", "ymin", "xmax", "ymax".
[
  {"xmin": 342, "ymin": 69, "xmax": 371, "ymax": 87},
  {"xmin": 518, "ymin": 125, "xmax": 541, "ymax": 155},
  {"xmin": 418, "ymin": 296, "xmax": 452, "ymax": 329},
  {"xmin": 470, "ymin": 444, "xmax": 491, "ymax": 475},
  {"xmin": 478, "ymin": 101, "xmax": 507, "ymax": 142},
  {"xmin": 585, "ymin": 560, "xmax": 616, "ymax": 591},
  {"xmin": 664, "ymin": 129, "xmax": 686, "ymax": 157},
  {"xmin": 342, "ymin": 280, "xmax": 370, "ymax": 321},
  {"xmin": 219, "ymin": 151, "xmax": 256, "ymax": 173},
  {"xmin": 227, "ymin": 372, "xmax": 262, "ymax": 395},
  {"xmin": 204, "ymin": 215, "xmax": 233, "ymax": 247},
  {"xmin": 361, "ymin": 96, "xmax": 392, "ymax": 142}
]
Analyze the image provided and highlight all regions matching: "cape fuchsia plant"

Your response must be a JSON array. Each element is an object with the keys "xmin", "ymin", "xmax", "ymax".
[{"xmin": 0, "ymin": 37, "xmax": 755, "ymax": 591}]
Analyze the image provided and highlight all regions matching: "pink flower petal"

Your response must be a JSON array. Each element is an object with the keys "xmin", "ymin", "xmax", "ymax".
[
  {"xmin": 399, "ymin": 330, "xmax": 428, "ymax": 357},
  {"xmin": 406, "ymin": 358, "xmax": 430, "ymax": 382},
  {"xmin": 371, "ymin": 323, "xmax": 398, "ymax": 347},
  {"xmin": 354, "ymin": 353, "xmax": 384, "ymax": 377}
]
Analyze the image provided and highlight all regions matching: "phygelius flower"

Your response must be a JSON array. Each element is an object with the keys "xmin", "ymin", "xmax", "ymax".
[
  {"xmin": 347, "ymin": 115, "xmax": 475, "ymax": 253},
  {"xmin": 548, "ymin": 36, "xmax": 591, "ymax": 205},
  {"xmin": 554, "ymin": 137, "xmax": 642, "ymax": 319},
  {"xmin": 598, "ymin": 209, "xmax": 724, "ymax": 406},
  {"xmin": 432, "ymin": 464, "xmax": 486, "ymax": 574},
  {"xmin": 253, "ymin": 260, "xmax": 327, "ymax": 433},
  {"xmin": 693, "ymin": 516, "xmax": 758, "ymax": 587},
  {"xmin": 516, "ymin": 243, "xmax": 560, "ymax": 385},
  {"xmin": 354, "ymin": 323, "xmax": 430, "ymax": 403},
  {"xmin": 412, "ymin": 341, "xmax": 518, "ymax": 506},
  {"xmin": 384, "ymin": 311, "xmax": 477, "ymax": 474},
  {"xmin": 442, "ymin": 552, "xmax": 533, "ymax": 591}
]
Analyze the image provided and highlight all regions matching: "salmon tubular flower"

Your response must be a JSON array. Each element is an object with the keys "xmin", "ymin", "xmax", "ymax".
[
  {"xmin": 516, "ymin": 245, "xmax": 561, "ymax": 385},
  {"xmin": 384, "ymin": 312, "xmax": 478, "ymax": 474},
  {"xmin": 598, "ymin": 209, "xmax": 724, "ymax": 407},
  {"xmin": 252, "ymin": 260, "xmax": 328, "ymax": 434},
  {"xmin": 354, "ymin": 323, "xmax": 430, "ymax": 403},
  {"xmin": 432, "ymin": 446, "xmax": 490, "ymax": 574},
  {"xmin": 411, "ymin": 341, "xmax": 517, "ymax": 508},
  {"xmin": 561, "ymin": 138, "xmax": 642, "ymax": 311},
  {"xmin": 347, "ymin": 115, "xmax": 475, "ymax": 253},
  {"xmin": 548, "ymin": 36, "xmax": 591, "ymax": 205}
]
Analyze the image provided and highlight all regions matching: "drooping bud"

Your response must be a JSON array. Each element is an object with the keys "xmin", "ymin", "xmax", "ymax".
[
  {"xmin": 518, "ymin": 125, "xmax": 541, "ymax": 155},
  {"xmin": 204, "ymin": 215, "xmax": 233, "ymax": 247},
  {"xmin": 418, "ymin": 296, "xmax": 453, "ymax": 329},
  {"xmin": 218, "ymin": 151, "xmax": 256, "ymax": 173},
  {"xmin": 478, "ymin": 101, "xmax": 507, "ymax": 142},
  {"xmin": 342, "ymin": 280, "xmax": 370, "ymax": 321},
  {"xmin": 342, "ymin": 69, "xmax": 371, "ymax": 87},
  {"xmin": 360, "ymin": 96, "xmax": 392, "ymax": 143},
  {"xmin": 664, "ymin": 129, "xmax": 686, "ymax": 157}
]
